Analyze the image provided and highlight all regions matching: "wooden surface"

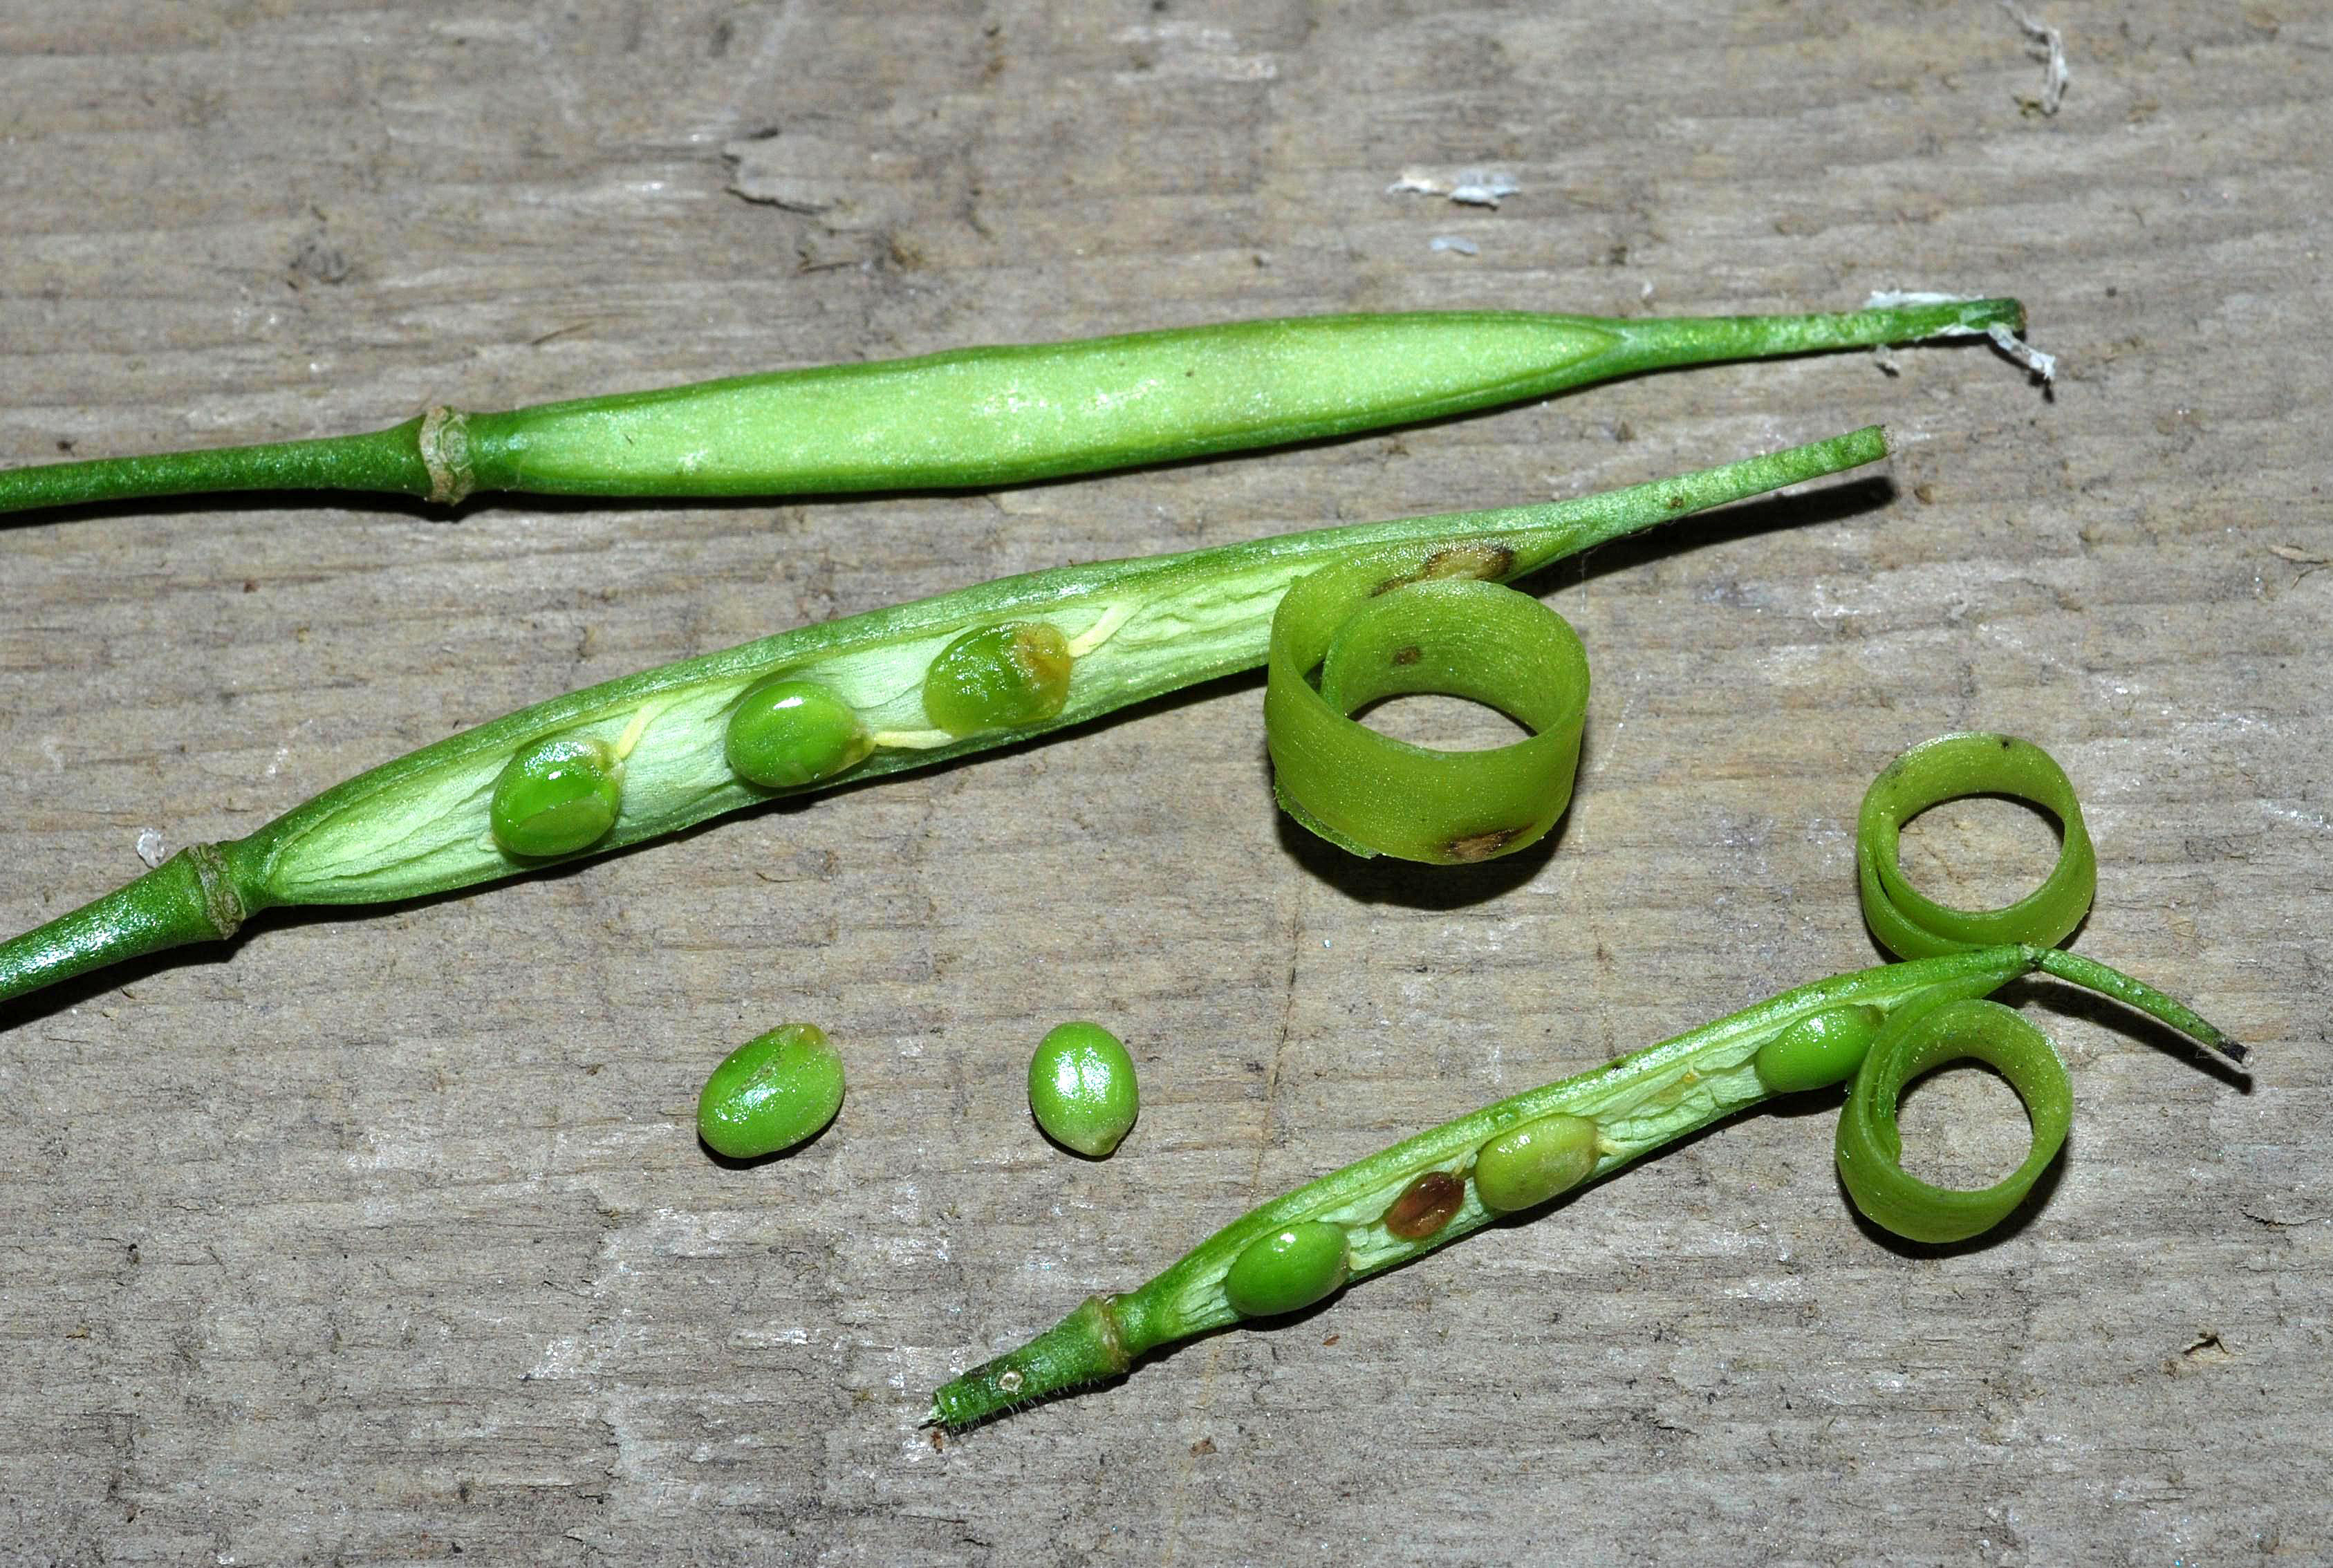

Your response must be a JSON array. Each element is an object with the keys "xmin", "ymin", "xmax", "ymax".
[{"xmin": 3, "ymin": 3, "xmax": 2326, "ymax": 1562}]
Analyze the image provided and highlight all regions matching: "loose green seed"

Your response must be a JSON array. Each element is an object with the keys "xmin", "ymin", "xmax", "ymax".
[
  {"xmin": 724, "ymin": 678, "xmax": 873, "ymax": 788},
  {"xmin": 1473, "ymin": 1112, "xmax": 1602, "ymax": 1213},
  {"xmin": 1027, "ymin": 1022, "xmax": 1139, "ymax": 1158},
  {"xmin": 489, "ymin": 736, "xmax": 624, "ymax": 857},
  {"xmin": 1752, "ymin": 1005, "xmax": 1887, "ymax": 1095},
  {"xmin": 696, "ymin": 1022, "xmax": 846, "ymax": 1159},
  {"xmin": 1223, "ymin": 1222, "xmax": 1352, "ymax": 1318},
  {"xmin": 1380, "ymin": 1168, "xmax": 1467, "ymax": 1241},
  {"xmin": 922, "ymin": 622, "xmax": 1075, "ymax": 737}
]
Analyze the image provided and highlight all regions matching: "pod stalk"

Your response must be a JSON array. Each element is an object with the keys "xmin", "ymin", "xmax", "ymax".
[
  {"xmin": 0, "ymin": 844, "xmax": 270, "ymax": 1005},
  {"xmin": 0, "ymin": 420, "xmax": 434, "ymax": 516}
]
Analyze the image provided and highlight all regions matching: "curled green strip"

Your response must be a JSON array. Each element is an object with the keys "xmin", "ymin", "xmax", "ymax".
[
  {"xmin": 1265, "ymin": 555, "xmax": 1589, "ymax": 864},
  {"xmin": 1834, "ymin": 998, "xmax": 2074, "ymax": 1244},
  {"xmin": 1856, "ymin": 732, "xmax": 2097, "ymax": 959}
]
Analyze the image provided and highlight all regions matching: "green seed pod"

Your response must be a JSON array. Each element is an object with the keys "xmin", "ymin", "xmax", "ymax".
[
  {"xmin": 1754, "ymin": 1005, "xmax": 1888, "ymax": 1095},
  {"xmin": 1027, "ymin": 1021, "xmax": 1139, "ymax": 1158},
  {"xmin": 489, "ymin": 736, "xmax": 624, "ymax": 857},
  {"xmin": 922, "ymin": 622, "xmax": 1075, "ymax": 737},
  {"xmin": 724, "ymin": 678, "xmax": 873, "ymax": 789},
  {"xmin": 1473, "ymin": 1112, "xmax": 1602, "ymax": 1214},
  {"xmin": 696, "ymin": 1022, "xmax": 847, "ymax": 1159},
  {"xmin": 1855, "ymin": 732, "xmax": 2096, "ymax": 960},
  {"xmin": 1223, "ymin": 1221, "xmax": 1352, "ymax": 1318}
]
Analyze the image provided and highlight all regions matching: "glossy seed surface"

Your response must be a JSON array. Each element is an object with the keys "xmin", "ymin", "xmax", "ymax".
[
  {"xmin": 922, "ymin": 622, "xmax": 1074, "ymax": 736},
  {"xmin": 1223, "ymin": 1221, "xmax": 1352, "ymax": 1318},
  {"xmin": 1754, "ymin": 1005, "xmax": 1887, "ymax": 1095},
  {"xmin": 1027, "ymin": 1022, "xmax": 1139, "ymax": 1157},
  {"xmin": 1380, "ymin": 1169, "xmax": 1465, "ymax": 1240},
  {"xmin": 697, "ymin": 1023, "xmax": 847, "ymax": 1159},
  {"xmin": 1473, "ymin": 1112, "xmax": 1601, "ymax": 1213},
  {"xmin": 488, "ymin": 736, "xmax": 624, "ymax": 857},
  {"xmin": 725, "ymin": 678, "xmax": 873, "ymax": 788}
]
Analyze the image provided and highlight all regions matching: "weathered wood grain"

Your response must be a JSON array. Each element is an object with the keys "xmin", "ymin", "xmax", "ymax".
[{"xmin": 2, "ymin": 2, "xmax": 2325, "ymax": 1562}]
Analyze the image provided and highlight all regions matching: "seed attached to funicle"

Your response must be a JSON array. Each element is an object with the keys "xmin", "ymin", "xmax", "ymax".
[
  {"xmin": 1473, "ymin": 1112, "xmax": 1601, "ymax": 1213},
  {"xmin": 489, "ymin": 736, "xmax": 625, "ymax": 857},
  {"xmin": 1223, "ymin": 1221, "xmax": 1352, "ymax": 1318},
  {"xmin": 1752, "ymin": 1005, "xmax": 1887, "ymax": 1095},
  {"xmin": 725, "ymin": 677, "xmax": 873, "ymax": 788},
  {"xmin": 921, "ymin": 622, "xmax": 1075, "ymax": 736},
  {"xmin": 1380, "ymin": 1169, "xmax": 1466, "ymax": 1241}
]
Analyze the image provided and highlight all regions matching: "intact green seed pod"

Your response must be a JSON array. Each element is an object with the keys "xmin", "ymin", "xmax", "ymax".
[
  {"xmin": 1754, "ymin": 1005, "xmax": 1888, "ymax": 1094},
  {"xmin": 489, "ymin": 736, "xmax": 624, "ymax": 857},
  {"xmin": 724, "ymin": 678, "xmax": 873, "ymax": 789},
  {"xmin": 696, "ymin": 1022, "xmax": 847, "ymax": 1159},
  {"xmin": 1473, "ymin": 1112, "xmax": 1602, "ymax": 1214},
  {"xmin": 922, "ymin": 622, "xmax": 1075, "ymax": 736},
  {"xmin": 1027, "ymin": 1022, "xmax": 1140, "ymax": 1158},
  {"xmin": 1223, "ymin": 1221, "xmax": 1352, "ymax": 1318}
]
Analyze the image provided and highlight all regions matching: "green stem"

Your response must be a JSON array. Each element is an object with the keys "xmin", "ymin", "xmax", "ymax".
[
  {"xmin": 0, "ymin": 844, "xmax": 273, "ymax": 1002},
  {"xmin": 1601, "ymin": 297, "xmax": 2022, "ymax": 372},
  {"xmin": 0, "ymin": 421, "xmax": 432, "ymax": 515},
  {"xmin": 0, "ymin": 428, "xmax": 1889, "ymax": 1009},
  {"xmin": 1, "ymin": 302, "xmax": 2016, "ymax": 516},
  {"xmin": 929, "ymin": 942, "xmax": 2236, "ymax": 1430},
  {"xmin": 2034, "ymin": 946, "xmax": 2240, "ymax": 1059}
]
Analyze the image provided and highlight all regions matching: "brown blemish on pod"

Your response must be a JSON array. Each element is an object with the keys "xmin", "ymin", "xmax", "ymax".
[
  {"xmin": 1373, "ymin": 541, "xmax": 1516, "ymax": 596},
  {"xmin": 1382, "ymin": 1170, "xmax": 1465, "ymax": 1241},
  {"xmin": 1391, "ymin": 644, "xmax": 1422, "ymax": 666},
  {"xmin": 1444, "ymin": 825, "xmax": 1524, "ymax": 862}
]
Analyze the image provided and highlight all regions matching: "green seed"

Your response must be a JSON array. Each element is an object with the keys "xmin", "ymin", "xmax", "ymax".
[
  {"xmin": 1027, "ymin": 1021, "xmax": 1139, "ymax": 1158},
  {"xmin": 1753, "ymin": 1005, "xmax": 1888, "ymax": 1095},
  {"xmin": 489, "ymin": 736, "xmax": 624, "ymax": 857},
  {"xmin": 922, "ymin": 622, "xmax": 1074, "ymax": 737},
  {"xmin": 1223, "ymin": 1221, "xmax": 1352, "ymax": 1318},
  {"xmin": 724, "ymin": 678, "xmax": 873, "ymax": 788},
  {"xmin": 1473, "ymin": 1112, "xmax": 1602, "ymax": 1214},
  {"xmin": 696, "ymin": 1022, "xmax": 846, "ymax": 1159}
]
